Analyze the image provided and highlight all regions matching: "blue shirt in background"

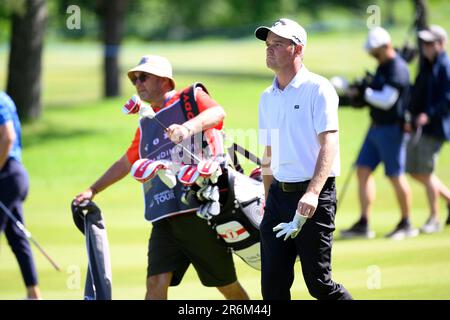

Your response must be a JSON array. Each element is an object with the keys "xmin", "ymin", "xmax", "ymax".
[{"xmin": 0, "ymin": 91, "xmax": 22, "ymax": 162}]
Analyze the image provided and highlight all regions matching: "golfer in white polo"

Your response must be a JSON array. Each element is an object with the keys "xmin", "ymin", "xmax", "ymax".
[{"xmin": 256, "ymin": 18, "xmax": 352, "ymax": 300}]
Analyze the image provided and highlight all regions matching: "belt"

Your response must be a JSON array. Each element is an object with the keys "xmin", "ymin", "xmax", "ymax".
[{"xmin": 275, "ymin": 177, "xmax": 335, "ymax": 193}]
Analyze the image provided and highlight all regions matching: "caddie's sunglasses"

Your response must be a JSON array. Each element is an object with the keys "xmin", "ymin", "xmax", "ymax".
[{"xmin": 131, "ymin": 73, "xmax": 149, "ymax": 85}]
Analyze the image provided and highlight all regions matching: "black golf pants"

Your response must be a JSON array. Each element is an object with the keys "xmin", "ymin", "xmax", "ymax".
[
  {"xmin": 0, "ymin": 159, "xmax": 38, "ymax": 287},
  {"xmin": 260, "ymin": 177, "xmax": 352, "ymax": 300}
]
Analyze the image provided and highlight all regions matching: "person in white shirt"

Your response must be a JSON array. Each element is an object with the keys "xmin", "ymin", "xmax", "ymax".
[{"xmin": 256, "ymin": 18, "xmax": 352, "ymax": 300}]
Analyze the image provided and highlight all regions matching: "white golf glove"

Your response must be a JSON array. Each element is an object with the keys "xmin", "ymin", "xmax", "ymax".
[{"xmin": 273, "ymin": 211, "xmax": 308, "ymax": 241}]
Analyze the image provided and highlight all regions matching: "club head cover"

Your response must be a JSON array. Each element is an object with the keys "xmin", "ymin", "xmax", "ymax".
[
  {"xmin": 122, "ymin": 95, "xmax": 142, "ymax": 115},
  {"xmin": 197, "ymin": 159, "xmax": 221, "ymax": 178},
  {"xmin": 249, "ymin": 166, "xmax": 263, "ymax": 182},
  {"xmin": 71, "ymin": 200, "xmax": 101, "ymax": 235},
  {"xmin": 177, "ymin": 164, "xmax": 200, "ymax": 186},
  {"xmin": 139, "ymin": 104, "xmax": 156, "ymax": 119},
  {"xmin": 130, "ymin": 159, "xmax": 169, "ymax": 183}
]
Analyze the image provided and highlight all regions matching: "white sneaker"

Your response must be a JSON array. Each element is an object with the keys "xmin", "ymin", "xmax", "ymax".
[
  {"xmin": 420, "ymin": 217, "xmax": 441, "ymax": 234},
  {"xmin": 385, "ymin": 222, "xmax": 419, "ymax": 240}
]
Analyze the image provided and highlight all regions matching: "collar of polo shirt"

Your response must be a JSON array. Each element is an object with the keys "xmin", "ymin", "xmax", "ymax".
[{"xmin": 272, "ymin": 65, "xmax": 310, "ymax": 91}]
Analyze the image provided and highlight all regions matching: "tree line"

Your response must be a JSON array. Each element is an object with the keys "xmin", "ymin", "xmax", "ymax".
[{"xmin": 1, "ymin": 0, "xmax": 426, "ymax": 121}]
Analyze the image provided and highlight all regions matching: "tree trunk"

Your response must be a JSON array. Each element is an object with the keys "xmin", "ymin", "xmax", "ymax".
[
  {"xmin": 98, "ymin": 0, "xmax": 128, "ymax": 98},
  {"xmin": 6, "ymin": 0, "xmax": 47, "ymax": 121}
]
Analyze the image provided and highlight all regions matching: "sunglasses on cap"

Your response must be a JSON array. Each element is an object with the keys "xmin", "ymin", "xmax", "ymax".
[{"xmin": 130, "ymin": 73, "xmax": 149, "ymax": 85}]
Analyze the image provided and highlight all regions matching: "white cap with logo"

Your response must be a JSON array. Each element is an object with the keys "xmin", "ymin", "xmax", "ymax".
[
  {"xmin": 418, "ymin": 25, "xmax": 448, "ymax": 43},
  {"xmin": 364, "ymin": 26, "xmax": 391, "ymax": 51},
  {"xmin": 128, "ymin": 55, "xmax": 175, "ymax": 89},
  {"xmin": 255, "ymin": 18, "xmax": 307, "ymax": 46}
]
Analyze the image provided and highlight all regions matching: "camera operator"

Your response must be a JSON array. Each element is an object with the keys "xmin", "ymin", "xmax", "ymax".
[{"xmin": 341, "ymin": 27, "xmax": 418, "ymax": 240}]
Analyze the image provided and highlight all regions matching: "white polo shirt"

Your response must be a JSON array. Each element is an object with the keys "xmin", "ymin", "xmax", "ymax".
[{"xmin": 258, "ymin": 65, "xmax": 340, "ymax": 182}]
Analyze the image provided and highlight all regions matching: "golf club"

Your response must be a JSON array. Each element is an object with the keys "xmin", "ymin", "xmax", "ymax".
[
  {"xmin": 337, "ymin": 162, "xmax": 356, "ymax": 212},
  {"xmin": 0, "ymin": 200, "xmax": 61, "ymax": 271},
  {"xmin": 139, "ymin": 104, "xmax": 202, "ymax": 163}
]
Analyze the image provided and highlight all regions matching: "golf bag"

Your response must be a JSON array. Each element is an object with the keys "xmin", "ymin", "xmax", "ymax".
[
  {"xmin": 210, "ymin": 165, "xmax": 264, "ymax": 270},
  {"xmin": 180, "ymin": 84, "xmax": 264, "ymax": 270}
]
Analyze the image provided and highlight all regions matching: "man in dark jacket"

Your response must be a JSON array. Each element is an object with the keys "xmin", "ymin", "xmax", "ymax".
[
  {"xmin": 406, "ymin": 25, "xmax": 450, "ymax": 233},
  {"xmin": 341, "ymin": 27, "xmax": 417, "ymax": 240}
]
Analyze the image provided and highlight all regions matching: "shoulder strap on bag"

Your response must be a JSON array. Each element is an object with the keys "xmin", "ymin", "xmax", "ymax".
[
  {"xmin": 180, "ymin": 84, "xmax": 261, "ymax": 172},
  {"xmin": 179, "ymin": 82, "xmax": 208, "ymax": 120},
  {"xmin": 227, "ymin": 143, "xmax": 261, "ymax": 174}
]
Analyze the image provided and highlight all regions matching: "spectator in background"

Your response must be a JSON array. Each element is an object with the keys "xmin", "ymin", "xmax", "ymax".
[
  {"xmin": 341, "ymin": 27, "xmax": 418, "ymax": 240},
  {"xmin": 406, "ymin": 25, "xmax": 450, "ymax": 233}
]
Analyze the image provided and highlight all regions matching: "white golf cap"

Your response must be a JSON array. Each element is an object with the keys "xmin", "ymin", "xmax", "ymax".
[
  {"xmin": 255, "ymin": 18, "xmax": 307, "ymax": 46},
  {"xmin": 364, "ymin": 27, "xmax": 391, "ymax": 51},
  {"xmin": 418, "ymin": 25, "xmax": 448, "ymax": 43},
  {"xmin": 127, "ymin": 55, "xmax": 175, "ymax": 89}
]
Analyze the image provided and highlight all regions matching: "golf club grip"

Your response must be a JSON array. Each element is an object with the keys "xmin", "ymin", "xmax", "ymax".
[{"xmin": 29, "ymin": 237, "xmax": 61, "ymax": 271}]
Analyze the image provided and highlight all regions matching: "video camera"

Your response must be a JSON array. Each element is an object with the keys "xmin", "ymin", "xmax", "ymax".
[
  {"xmin": 396, "ymin": 42, "xmax": 418, "ymax": 64},
  {"xmin": 330, "ymin": 71, "xmax": 374, "ymax": 108}
]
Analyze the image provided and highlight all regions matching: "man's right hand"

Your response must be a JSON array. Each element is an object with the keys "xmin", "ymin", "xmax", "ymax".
[{"xmin": 74, "ymin": 188, "xmax": 95, "ymax": 205}]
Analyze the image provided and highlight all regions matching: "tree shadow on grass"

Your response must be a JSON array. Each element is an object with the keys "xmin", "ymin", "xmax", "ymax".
[{"xmin": 22, "ymin": 127, "xmax": 102, "ymax": 148}]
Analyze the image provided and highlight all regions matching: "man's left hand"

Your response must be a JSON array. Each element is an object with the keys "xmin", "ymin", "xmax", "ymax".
[
  {"xmin": 273, "ymin": 211, "xmax": 308, "ymax": 240},
  {"xmin": 297, "ymin": 192, "xmax": 318, "ymax": 218}
]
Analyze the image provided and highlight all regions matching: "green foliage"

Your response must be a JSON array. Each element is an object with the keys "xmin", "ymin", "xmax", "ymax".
[{"xmin": 36, "ymin": 0, "xmax": 377, "ymax": 41}]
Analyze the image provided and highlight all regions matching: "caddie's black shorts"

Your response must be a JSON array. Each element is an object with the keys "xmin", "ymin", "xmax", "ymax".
[{"xmin": 147, "ymin": 211, "xmax": 237, "ymax": 287}]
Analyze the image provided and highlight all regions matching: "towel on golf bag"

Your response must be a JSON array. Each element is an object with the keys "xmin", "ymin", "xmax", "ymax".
[
  {"xmin": 209, "ymin": 167, "xmax": 264, "ymax": 270},
  {"xmin": 71, "ymin": 200, "xmax": 112, "ymax": 300}
]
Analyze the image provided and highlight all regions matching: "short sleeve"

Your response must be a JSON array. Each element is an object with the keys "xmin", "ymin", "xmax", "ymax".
[
  {"xmin": 258, "ymin": 96, "xmax": 271, "ymax": 146},
  {"xmin": 385, "ymin": 59, "xmax": 410, "ymax": 89},
  {"xmin": 0, "ymin": 98, "xmax": 12, "ymax": 126},
  {"xmin": 126, "ymin": 127, "xmax": 141, "ymax": 164},
  {"xmin": 313, "ymin": 81, "xmax": 339, "ymax": 135}
]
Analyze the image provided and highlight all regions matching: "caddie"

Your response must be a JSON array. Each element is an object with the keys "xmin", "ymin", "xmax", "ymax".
[{"xmin": 74, "ymin": 54, "xmax": 249, "ymax": 300}]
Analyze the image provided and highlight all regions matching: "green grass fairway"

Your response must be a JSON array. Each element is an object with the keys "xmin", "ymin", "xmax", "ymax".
[{"xmin": 1, "ymin": 27, "xmax": 450, "ymax": 300}]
